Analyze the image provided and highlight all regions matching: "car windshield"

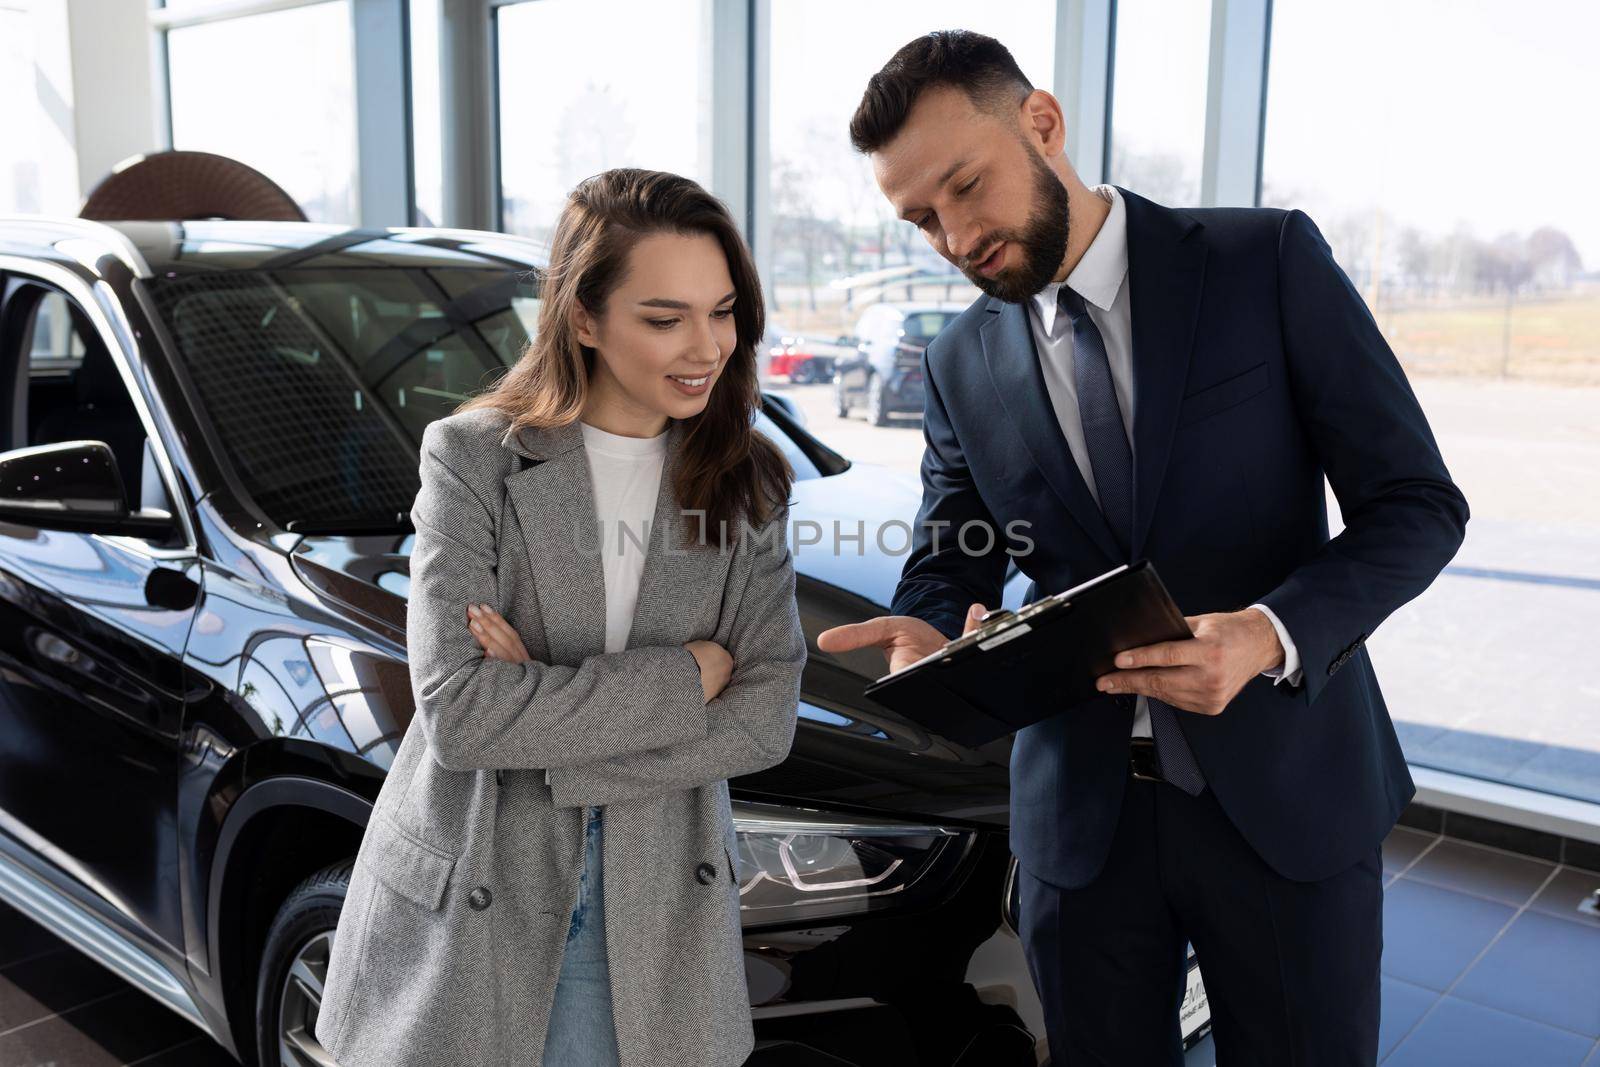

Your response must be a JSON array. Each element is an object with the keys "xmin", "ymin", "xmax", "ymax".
[
  {"xmin": 901, "ymin": 310, "xmax": 959, "ymax": 343},
  {"xmin": 143, "ymin": 267, "xmax": 817, "ymax": 534}
]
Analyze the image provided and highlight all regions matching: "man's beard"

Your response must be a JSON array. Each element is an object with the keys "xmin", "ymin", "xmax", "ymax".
[{"xmin": 960, "ymin": 147, "xmax": 1070, "ymax": 304}]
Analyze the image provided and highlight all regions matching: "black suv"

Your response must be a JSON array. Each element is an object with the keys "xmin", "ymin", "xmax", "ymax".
[{"xmin": 0, "ymin": 216, "xmax": 1212, "ymax": 1065}]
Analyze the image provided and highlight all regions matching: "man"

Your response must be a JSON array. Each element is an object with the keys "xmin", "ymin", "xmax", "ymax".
[{"xmin": 816, "ymin": 30, "xmax": 1468, "ymax": 1066}]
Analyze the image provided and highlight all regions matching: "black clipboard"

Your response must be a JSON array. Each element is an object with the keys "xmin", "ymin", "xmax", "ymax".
[{"xmin": 862, "ymin": 560, "xmax": 1192, "ymax": 747}]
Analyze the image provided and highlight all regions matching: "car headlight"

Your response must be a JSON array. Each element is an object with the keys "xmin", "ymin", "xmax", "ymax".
[{"xmin": 732, "ymin": 800, "xmax": 972, "ymax": 926}]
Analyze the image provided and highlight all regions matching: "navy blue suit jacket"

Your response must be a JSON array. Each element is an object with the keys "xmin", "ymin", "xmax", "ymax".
[{"xmin": 889, "ymin": 186, "xmax": 1469, "ymax": 889}]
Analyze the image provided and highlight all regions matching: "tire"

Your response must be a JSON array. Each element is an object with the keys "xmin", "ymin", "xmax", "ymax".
[
  {"xmin": 834, "ymin": 375, "xmax": 850, "ymax": 418},
  {"xmin": 256, "ymin": 860, "xmax": 354, "ymax": 1067},
  {"xmin": 867, "ymin": 374, "xmax": 891, "ymax": 427},
  {"xmin": 790, "ymin": 360, "xmax": 815, "ymax": 385}
]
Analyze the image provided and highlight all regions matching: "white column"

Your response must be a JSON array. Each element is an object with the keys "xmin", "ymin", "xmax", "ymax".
[
  {"xmin": 352, "ymin": 0, "xmax": 414, "ymax": 226},
  {"xmin": 748, "ymin": 0, "xmax": 771, "ymax": 286},
  {"xmin": 707, "ymin": 0, "xmax": 750, "ymax": 233},
  {"xmin": 1199, "ymin": 0, "xmax": 1271, "ymax": 207},
  {"xmin": 64, "ymin": 0, "xmax": 158, "ymax": 207},
  {"xmin": 1054, "ymin": 0, "xmax": 1114, "ymax": 184},
  {"xmin": 440, "ymin": 0, "xmax": 496, "ymax": 229}
]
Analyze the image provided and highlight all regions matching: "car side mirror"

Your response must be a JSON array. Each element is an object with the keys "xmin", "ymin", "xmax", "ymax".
[{"xmin": 0, "ymin": 440, "xmax": 177, "ymax": 538}]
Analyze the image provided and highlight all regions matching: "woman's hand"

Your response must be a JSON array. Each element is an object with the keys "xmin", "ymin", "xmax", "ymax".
[
  {"xmin": 685, "ymin": 640, "xmax": 733, "ymax": 704},
  {"xmin": 466, "ymin": 603, "xmax": 531, "ymax": 663}
]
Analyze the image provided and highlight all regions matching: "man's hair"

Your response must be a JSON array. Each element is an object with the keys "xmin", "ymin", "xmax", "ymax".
[{"xmin": 849, "ymin": 30, "xmax": 1034, "ymax": 154}]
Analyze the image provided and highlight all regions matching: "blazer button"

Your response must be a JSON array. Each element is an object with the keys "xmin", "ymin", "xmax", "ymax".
[
  {"xmin": 695, "ymin": 862, "xmax": 717, "ymax": 886},
  {"xmin": 467, "ymin": 886, "xmax": 492, "ymax": 910}
]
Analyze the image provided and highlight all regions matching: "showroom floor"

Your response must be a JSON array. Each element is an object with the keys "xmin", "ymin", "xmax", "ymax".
[
  {"xmin": 3, "ymin": 825, "xmax": 1598, "ymax": 1066},
  {"xmin": 1185, "ymin": 825, "xmax": 1600, "ymax": 1067}
]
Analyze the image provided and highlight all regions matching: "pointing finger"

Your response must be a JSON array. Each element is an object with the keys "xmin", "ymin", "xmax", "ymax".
[{"xmin": 817, "ymin": 617, "xmax": 895, "ymax": 653}]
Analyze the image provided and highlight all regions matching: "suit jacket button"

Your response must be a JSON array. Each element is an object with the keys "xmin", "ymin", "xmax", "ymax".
[
  {"xmin": 468, "ymin": 886, "xmax": 492, "ymax": 910},
  {"xmin": 695, "ymin": 862, "xmax": 717, "ymax": 886}
]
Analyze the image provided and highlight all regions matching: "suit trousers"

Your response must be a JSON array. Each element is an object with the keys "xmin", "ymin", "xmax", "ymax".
[
  {"xmin": 1016, "ymin": 774, "xmax": 1383, "ymax": 1066},
  {"xmin": 542, "ymin": 807, "xmax": 621, "ymax": 1066}
]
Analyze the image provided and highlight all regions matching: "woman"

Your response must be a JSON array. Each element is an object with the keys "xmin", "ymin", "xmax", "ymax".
[{"xmin": 312, "ymin": 168, "xmax": 806, "ymax": 1067}]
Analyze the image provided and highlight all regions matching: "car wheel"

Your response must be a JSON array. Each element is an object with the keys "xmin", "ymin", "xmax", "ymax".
[
  {"xmin": 834, "ymin": 375, "xmax": 850, "ymax": 418},
  {"xmin": 790, "ymin": 360, "xmax": 814, "ymax": 385},
  {"xmin": 256, "ymin": 860, "xmax": 353, "ymax": 1067},
  {"xmin": 867, "ymin": 374, "xmax": 890, "ymax": 427}
]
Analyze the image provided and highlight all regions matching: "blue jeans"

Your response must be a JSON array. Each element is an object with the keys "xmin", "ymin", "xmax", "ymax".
[{"xmin": 542, "ymin": 805, "xmax": 619, "ymax": 1066}]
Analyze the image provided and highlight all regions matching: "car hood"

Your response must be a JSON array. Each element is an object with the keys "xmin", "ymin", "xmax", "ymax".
[{"xmin": 787, "ymin": 460, "xmax": 924, "ymax": 609}]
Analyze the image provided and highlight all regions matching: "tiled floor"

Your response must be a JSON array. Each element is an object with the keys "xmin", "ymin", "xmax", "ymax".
[
  {"xmin": 4, "ymin": 827, "xmax": 1599, "ymax": 1066},
  {"xmin": 0, "ymin": 903, "xmax": 233, "ymax": 1067},
  {"xmin": 1186, "ymin": 826, "xmax": 1600, "ymax": 1066}
]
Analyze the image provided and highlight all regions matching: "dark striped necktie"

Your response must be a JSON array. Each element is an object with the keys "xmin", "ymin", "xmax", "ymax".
[{"xmin": 1059, "ymin": 285, "xmax": 1205, "ymax": 795}]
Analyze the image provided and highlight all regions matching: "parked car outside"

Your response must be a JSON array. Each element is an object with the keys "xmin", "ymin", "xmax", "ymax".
[
  {"xmin": 833, "ymin": 303, "xmax": 964, "ymax": 426},
  {"xmin": 765, "ymin": 330, "xmax": 856, "ymax": 385}
]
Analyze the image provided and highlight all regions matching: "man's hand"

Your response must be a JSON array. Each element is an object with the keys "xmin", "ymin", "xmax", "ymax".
[
  {"xmin": 467, "ymin": 603, "xmax": 530, "ymax": 663},
  {"xmin": 817, "ymin": 602, "xmax": 990, "ymax": 674},
  {"xmin": 1095, "ymin": 609, "xmax": 1286, "ymax": 715},
  {"xmin": 685, "ymin": 639, "xmax": 734, "ymax": 704}
]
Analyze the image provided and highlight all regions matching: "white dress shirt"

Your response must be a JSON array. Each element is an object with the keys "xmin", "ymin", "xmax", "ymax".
[{"xmin": 1024, "ymin": 184, "xmax": 1303, "ymax": 738}]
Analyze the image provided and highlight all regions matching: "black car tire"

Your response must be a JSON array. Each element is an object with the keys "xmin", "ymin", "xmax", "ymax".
[
  {"xmin": 790, "ymin": 360, "xmax": 815, "ymax": 385},
  {"xmin": 256, "ymin": 859, "xmax": 354, "ymax": 1067},
  {"xmin": 867, "ymin": 374, "xmax": 890, "ymax": 427},
  {"xmin": 834, "ymin": 375, "xmax": 850, "ymax": 418}
]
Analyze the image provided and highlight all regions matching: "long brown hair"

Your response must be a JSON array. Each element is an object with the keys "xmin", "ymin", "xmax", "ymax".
[{"xmin": 459, "ymin": 168, "xmax": 792, "ymax": 548}]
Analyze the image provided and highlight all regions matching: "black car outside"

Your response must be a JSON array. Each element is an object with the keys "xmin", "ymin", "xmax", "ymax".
[{"xmin": 835, "ymin": 307, "xmax": 961, "ymax": 427}]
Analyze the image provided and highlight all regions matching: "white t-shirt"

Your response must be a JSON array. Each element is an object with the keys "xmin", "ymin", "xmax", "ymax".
[{"xmin": 579, "ymin": 420, "xmax": 669, "ymax": 654}]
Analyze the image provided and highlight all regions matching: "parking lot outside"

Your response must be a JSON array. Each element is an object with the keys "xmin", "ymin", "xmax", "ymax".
[{"xmin": 766, "ymin": 371, "xmax": 1600, "ymax": 803}]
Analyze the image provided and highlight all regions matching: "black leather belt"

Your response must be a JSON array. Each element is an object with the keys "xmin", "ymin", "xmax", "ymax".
[{"xmin": 1129, "ymin": 738, "xmax": 1166, "ymax": 783}]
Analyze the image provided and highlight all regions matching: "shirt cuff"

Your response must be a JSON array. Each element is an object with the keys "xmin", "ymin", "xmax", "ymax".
[{"xmin": 1247, "ymin": 603, "xmax": 1302, "ymax": 687}]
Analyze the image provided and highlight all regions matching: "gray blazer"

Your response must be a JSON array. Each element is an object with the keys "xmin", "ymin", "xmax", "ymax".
[{"xmin": 313, "ymin": 407, "xmax": 806, "ymax": 1067}]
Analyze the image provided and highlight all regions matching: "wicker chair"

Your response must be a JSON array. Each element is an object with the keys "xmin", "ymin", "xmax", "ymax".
[{"xmin": 78, "ymin": 150, "xmax": 307, "ymax": 222}]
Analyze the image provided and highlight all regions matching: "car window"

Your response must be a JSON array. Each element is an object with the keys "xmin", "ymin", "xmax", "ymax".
[
  {"xmin": 901, "ymin": 311, "xmax": 958, "ymax": 342},
  {"xmin": 24, "ymin": 290, "xmax": 88, "ymax": 368},
  {"xmin": 143, "ymin": 267, "xmax": 537, "ymax": 531},
  {"xmin": 5, "ymin": 287, "xmax": 151, "ymax": 507}
]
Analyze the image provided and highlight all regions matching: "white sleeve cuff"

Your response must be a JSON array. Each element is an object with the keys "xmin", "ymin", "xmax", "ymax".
[{"xmin": 1247, "ymin": 603, "xmax": 1303, "ymax": 687}]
